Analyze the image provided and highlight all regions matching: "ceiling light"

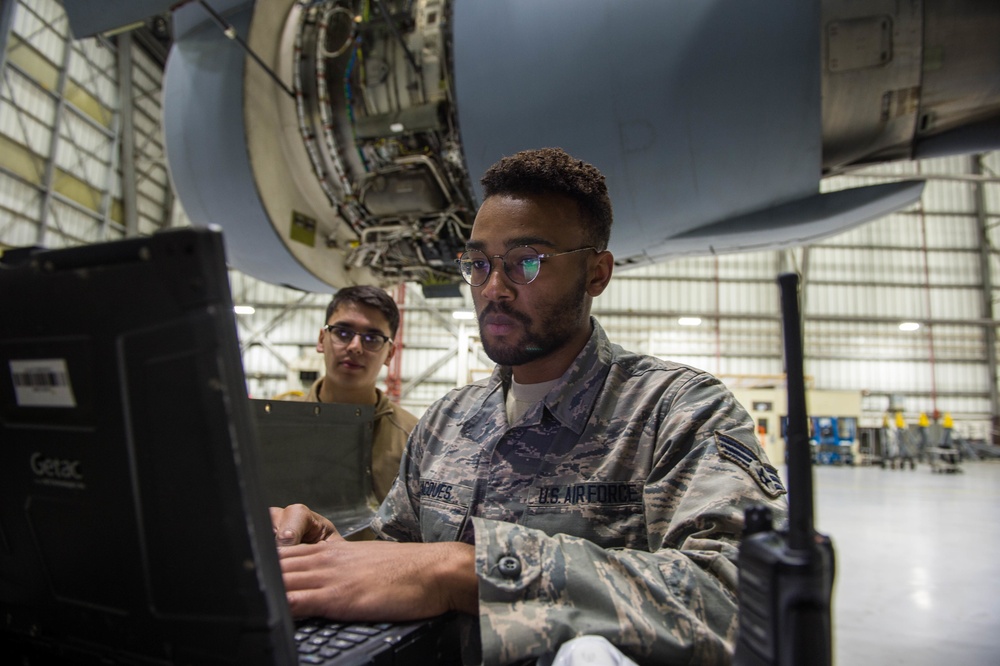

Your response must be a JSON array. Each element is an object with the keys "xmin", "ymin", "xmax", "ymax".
[
  {"xmin": 678, "ymin": 317, "xmax": 702, "ymax": 326},
  {"xmin": 452, "ymin": 310, "xmax": 475, "ymax": 320},
  {"xmin": 234, "ymin": 305, "xmax": 255, "ymax": 315},
  {"xmin": 899, "ymin": 322, "xmax": 920, "ymax": 331}
]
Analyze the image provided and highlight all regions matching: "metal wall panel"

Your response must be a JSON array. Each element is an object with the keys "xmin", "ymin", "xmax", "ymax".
[
  {"xmin": 67, "ymin": 40, "xmax": 117, "ymax": 110},
  {"xmin": 1, "ymin": 70, "xmax": 56, "ymax": 148},
  {"xmin": 0, "ymin": 177, "xmax": 40, "ymax": 246},
  {"xmin": 13, "ymin": 0, "xmax": 65, "ymax": 66}
]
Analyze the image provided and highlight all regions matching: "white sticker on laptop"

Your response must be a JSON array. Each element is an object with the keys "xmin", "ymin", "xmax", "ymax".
[{"xmin": 9, "ymin": 359, "xmax": 77, "ymax": 408}]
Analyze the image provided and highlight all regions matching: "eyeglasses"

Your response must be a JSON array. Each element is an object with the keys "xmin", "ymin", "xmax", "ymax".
[
  {"xmin": 323, "ymin": 325, "xmax": 392, "ymax": 352},
  {"xmin": 455, "ymin": 245, "xmax": 598, "ymax": 287}
]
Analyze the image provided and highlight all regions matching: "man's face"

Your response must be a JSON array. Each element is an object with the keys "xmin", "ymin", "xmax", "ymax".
[
  {"xmin": 318, "ymin": 301, "xmax": 395, "ymax": 392},
  {"xmin": 468, "ymin": 192, "xmax": 609, "ymax": 379}
]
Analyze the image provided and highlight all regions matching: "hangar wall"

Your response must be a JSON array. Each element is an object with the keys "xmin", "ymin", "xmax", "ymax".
[
  {"xmin": 0, "ymin": 0, "xmax": 174, "ymax": 248},
  {"xmin": 2, "ymin": 0, "xmax": 999, "ymax": 444}
]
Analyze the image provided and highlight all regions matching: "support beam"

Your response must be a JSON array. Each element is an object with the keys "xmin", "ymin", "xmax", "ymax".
[
  {"xmin": 972, "ymin": 154, "xmax": 1000, "ymax": 434},
  {"xmin": 36, "ymin": 14, "xmax": 73, "ymax": 245},
  {"xmin": 0, "ymin": 0, "xmax": 17, "ymax": 76},
  {"xmin": 116, "ymin": 31, "xmax": 138, "ymax": 237}
]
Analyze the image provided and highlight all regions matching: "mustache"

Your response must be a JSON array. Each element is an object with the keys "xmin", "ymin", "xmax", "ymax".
[{"xmin": 478, "ymin": 302, "xmax": 531, "ymax": 327}]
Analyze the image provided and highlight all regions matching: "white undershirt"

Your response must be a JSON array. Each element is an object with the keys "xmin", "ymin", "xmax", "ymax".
[{"xmin": 505, "ymin": 376, "xmax": 559, "ymax": 424}]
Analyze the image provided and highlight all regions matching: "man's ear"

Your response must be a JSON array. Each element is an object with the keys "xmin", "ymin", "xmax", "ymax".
[
  {"xmin": 316, "ymin": 328, "xmax": 326, "ymax": 353},
  {"xmin": 586, "ymin": 250, "xmax": 614, "ymax": 297},
  {"xmin": 383, "ymin": 341, "xmax": 397, "ymax": 367}
]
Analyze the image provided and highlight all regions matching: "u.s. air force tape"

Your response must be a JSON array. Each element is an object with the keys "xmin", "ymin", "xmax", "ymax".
[{"xmin": 715, "ymin": 431, "xmax": 787, "ymax": 499}]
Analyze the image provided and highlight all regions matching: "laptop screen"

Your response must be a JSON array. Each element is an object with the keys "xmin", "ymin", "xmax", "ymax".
[
  {"xmin": 0, "ymin": 228, "xmax": 297, "ymax": 665},
  {"xmin": 250, "ymin": 399, "xmax": 378, "ymax": 536}
]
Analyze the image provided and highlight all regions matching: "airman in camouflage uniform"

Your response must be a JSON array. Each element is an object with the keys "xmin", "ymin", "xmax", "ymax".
[
  {"xmin": 273, "ymin": 147, "xmax": 787, "ymax": 665},
  {"xmin": 372, "ymin": 318, "xmax": 786, "ymax": 664}
]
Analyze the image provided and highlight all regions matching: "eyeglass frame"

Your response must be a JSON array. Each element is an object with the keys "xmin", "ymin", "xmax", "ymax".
[
  {"xmin": 323, "ymin": 324, "xmax": 393, "ymax": 352},
  {"xmin": 454, "ymin": 245, "xmax": 599, "ymax": 287}
]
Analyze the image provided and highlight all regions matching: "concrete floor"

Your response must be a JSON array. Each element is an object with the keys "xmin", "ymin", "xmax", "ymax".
[{"xmin": 808, "ymin": 460, "xmax": 1000, "ymax": 665}]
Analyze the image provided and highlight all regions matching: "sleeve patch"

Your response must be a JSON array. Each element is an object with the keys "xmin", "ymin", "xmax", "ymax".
[{"xmin": 715, "ymin": 431, "xmax": 787, "ymax": 499}]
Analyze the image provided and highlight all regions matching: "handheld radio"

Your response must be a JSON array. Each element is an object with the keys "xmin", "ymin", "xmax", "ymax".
[{"xmin": 733, "ymin": 272, "xmax": 836, "ymax": 666}]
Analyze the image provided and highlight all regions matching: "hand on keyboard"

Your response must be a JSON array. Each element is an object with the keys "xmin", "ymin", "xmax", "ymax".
[
  {"xmin": 271, "ymin": 503, "xmax": 338, "ymax": 546},
  {"xmin": 278, "ymin": 534, "xmax": 478, "ymax": 622}
]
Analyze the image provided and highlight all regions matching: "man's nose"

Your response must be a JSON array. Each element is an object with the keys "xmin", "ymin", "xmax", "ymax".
[{"xmin": 479, "ymin": 260, "xmax": 515, "ymax": 301}]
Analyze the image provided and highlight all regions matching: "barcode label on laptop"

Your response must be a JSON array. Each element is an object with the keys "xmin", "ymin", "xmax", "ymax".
[{"xmin": 10, "ymin": 359, "xmax": 76, "ymax": 407}]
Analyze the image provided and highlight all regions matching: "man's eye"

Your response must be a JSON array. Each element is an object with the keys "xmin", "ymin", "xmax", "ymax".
[{"xmin": 470, "ymin": 259, "xmax": 489, "ymax": 270}]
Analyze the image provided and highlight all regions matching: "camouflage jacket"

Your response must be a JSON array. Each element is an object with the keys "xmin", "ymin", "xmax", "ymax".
[{"xmin": 372, "ymin": 319, "xmax": 787, "ymax": 665}]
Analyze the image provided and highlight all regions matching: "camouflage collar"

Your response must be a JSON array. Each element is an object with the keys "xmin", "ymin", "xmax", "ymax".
[{"xmin": 485, "ymin": 317, "xmax": 611, "ymax": 434}]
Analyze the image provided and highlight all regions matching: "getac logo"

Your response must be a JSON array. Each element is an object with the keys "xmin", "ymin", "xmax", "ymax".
[{"xmin": 30, "ymin": 452, "xmax": 83, "ymax": 481}]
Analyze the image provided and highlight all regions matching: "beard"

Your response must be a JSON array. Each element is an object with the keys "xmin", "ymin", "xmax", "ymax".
[{"xmin": 477, "ymin": 274, "xmax": 589, "ymax": 366}]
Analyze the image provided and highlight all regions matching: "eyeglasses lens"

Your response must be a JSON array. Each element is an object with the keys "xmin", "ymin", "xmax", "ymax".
[
  {"xmin": 459, "ymin": 248, "xmax": 542, "ymax": 286},
  {"xmin": 459, "ymin": 250, "xmax": 490, "ymax": 286},
  {"xmin": 328, "ymin": 326, "xmax": 386, "ymax": 352},
  {"xmin": 508, "ymin": 247, "xmax": 541, "ymax": 283}
]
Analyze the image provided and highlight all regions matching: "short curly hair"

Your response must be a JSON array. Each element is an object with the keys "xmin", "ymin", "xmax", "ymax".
[{"xmin": 480, "ymin": 147, "xmax": 613, "ymax": 250}]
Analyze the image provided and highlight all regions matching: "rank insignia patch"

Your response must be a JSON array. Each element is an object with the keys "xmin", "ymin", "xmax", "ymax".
[{"xmin": 715, "ymin": 431, "xmax": 787, "ymax": 499}]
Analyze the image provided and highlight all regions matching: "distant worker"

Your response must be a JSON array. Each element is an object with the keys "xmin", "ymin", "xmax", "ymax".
[
  {"xmin": 939, "ymin": 412, "xmax": 959, "ymax": 465},
  {"xmin": 917, "ymin": 412, "xmax": 930, "ymax": 462},
  {"xmin": 891, "ymin": 412, "xmax": 916, "ymax": 470},
  {"xmin": 881, "ymin": 414, "xmax": 898, "ymax": 468},
  {"xmin": 306, "ymin": 285, "xmax": 418, "ymax": 501},
  {"xmin": 941, "ymin": 412, "xmax": 955, "ymax": 448}
]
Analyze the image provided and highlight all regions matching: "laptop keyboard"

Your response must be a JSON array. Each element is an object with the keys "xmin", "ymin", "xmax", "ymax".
[{"xmin": 295, "ymin": 619, "xmax": 395, "ymax": 664}]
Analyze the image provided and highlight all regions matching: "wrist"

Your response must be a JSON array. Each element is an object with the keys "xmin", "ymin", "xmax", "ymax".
[{"xmin": 433, "ymin": 542, "xmax": 479, "ymax": 615}]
